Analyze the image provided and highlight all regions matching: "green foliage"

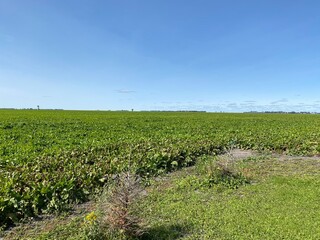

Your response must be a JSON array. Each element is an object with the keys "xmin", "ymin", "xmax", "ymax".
[
  {"xmin": 136, "ymin": 158, "xmax": 320, "ymax": 240},
  {"xmin": 203, "ymin": 160, "xmax": 249, "ymax": 189},
  {"xmin": 3, "ymin": 155, "xmax": 320, "ymax": 239},
  {"xmin": 1, "ymin": 110, "xmax": 320, "ymax": 226},
  {"xmin": 175, "ymin": 157, "xmax": 249, "ymax": 190}
]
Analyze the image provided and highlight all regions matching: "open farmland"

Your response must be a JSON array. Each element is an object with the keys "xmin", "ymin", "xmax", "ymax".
[{"xmin": 1, "ymin": 110, "xmax": 320, "ymax": 228}]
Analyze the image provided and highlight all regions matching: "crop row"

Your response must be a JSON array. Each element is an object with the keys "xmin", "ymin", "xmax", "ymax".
[{"xmin": 1, "ymin": 110, "xmax": 320, "ymax": 226}]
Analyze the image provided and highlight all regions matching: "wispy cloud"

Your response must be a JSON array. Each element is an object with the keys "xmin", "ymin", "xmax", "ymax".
[
  {"xmin": 116, "ymin": 89, "xmax": 136, "ymax": 94},
  {"xmin": 270, "ymin": 98, "xmax": 288, "ymax": 105},
  {"xmin": 145, "ymin": 100, "xmax": 320, "ymax": 113},
  {"xmin": 227, "ymin": 103, "xmax": 237, "ymax": 107}
]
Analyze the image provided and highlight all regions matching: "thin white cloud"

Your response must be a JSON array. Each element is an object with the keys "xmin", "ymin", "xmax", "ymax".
[
  {"xmin": 116, "ymin": 89, "xmax": 136, "ymax": 94},
  {"xmin": 227, "ymin": 103, "xmax": 237, "ymax": 107},
  {"xmin": 143, "ymin": 99, "xmax": 320, "ymax": 113}
]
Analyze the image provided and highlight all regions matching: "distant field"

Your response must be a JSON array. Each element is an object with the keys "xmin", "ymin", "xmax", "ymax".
[{"xmin": 1, "ymin": 110, "xmax": 320, "ymax": 226}]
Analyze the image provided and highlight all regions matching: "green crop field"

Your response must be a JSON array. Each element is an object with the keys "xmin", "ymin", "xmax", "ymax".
[{"xmin": 1, "ymin": 110, "xmax": 320, "ymax": 237}]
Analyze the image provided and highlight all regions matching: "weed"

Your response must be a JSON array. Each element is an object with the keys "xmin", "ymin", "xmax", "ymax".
[
  {"xmin": 203, "ymin": 159, "xmax": 249, "ymax": 189},
  {"xmin": 100, "ymin": 172, "xmax": 145, "ymax": 239}
]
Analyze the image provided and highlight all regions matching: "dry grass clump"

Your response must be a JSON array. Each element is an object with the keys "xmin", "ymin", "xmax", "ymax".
[{"xmin": 100, "ymin": 172, "xmax": 145, "ymax": 238}]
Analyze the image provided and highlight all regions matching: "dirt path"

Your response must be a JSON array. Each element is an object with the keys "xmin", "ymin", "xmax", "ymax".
[{"xmin": 228, "ymin": 148, "xmax": 320, "ymax": 161}]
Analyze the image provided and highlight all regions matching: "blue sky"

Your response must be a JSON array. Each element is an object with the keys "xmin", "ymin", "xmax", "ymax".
[{"xmin": 1, "ymin": 0, "xmax": 320, "ymax": 112}]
